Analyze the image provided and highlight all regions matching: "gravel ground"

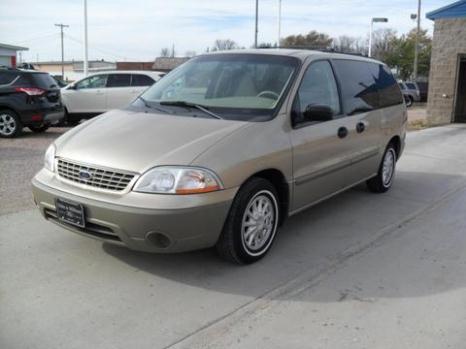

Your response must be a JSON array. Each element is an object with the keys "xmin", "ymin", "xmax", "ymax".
[{"xmin": 0, "ymin": 127, "xmax": 69, "ymax": 215}]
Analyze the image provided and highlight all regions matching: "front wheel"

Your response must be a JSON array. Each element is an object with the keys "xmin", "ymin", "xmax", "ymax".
[
  {"xmin": 216, "ymin": 178, "xmax": 280, "ymax": 264},
  {"xmin": 367, "ymin": 144, "xmax": 397, "ymax": 193}
]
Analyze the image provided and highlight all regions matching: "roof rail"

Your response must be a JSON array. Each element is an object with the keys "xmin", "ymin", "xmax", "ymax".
[{"xmin": 273, "ymin": 46, "xmax": 368, "ymax": 57}]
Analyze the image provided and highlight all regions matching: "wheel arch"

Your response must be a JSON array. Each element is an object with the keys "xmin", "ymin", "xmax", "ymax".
[
  {"xmin": 388, "ymin": 135, "xmax": 401, "ymax": 160},
  {"xmin": 243, "ymin": 168, "xmax": 290, "ymax": 225}
]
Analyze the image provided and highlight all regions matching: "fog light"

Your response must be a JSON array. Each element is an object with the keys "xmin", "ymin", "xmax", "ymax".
[{"xmin": 146, "ymin": 232, "xmax": 171, "ymax": 248}]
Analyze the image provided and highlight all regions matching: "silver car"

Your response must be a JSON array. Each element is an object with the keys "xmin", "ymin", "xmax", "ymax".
[{"xmin": 32, "ymin": 50, "xmax": 406, "ymax": 264}]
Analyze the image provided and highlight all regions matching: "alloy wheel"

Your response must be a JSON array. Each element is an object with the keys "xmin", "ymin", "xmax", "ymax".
[{"xmin": 0, "ymin": 113, "xmax": 17, "ymax": 136}]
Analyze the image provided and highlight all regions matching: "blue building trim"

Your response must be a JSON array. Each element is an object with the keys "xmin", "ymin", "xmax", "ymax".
[{"xmin": 426, "ymin": 0, "xmax": 466, "ymax": 20}]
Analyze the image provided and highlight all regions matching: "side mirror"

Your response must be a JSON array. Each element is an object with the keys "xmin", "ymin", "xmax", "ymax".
[{"xmin": 303, "ymin": 104, "xmax": 333, "ymax": 122}]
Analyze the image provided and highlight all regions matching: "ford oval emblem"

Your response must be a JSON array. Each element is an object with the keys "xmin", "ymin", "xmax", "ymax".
[{"xmin": 79, "ymin": 170, "xmax": 92, "ymax": 180}]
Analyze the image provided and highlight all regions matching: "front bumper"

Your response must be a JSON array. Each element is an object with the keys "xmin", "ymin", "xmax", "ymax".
[{"xmin": 32, "ymin": 169, "xmax": 237, "ymax": 253}]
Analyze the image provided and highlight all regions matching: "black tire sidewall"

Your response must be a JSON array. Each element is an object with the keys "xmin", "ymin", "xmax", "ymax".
[{"xmin": 221, "ymin": 178, "xmax": 280, "ymax": 264}]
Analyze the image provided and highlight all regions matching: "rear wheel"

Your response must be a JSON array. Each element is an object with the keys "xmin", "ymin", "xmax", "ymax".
[
  {"xmin": 216, "ymin": 178, "xmax": 280, "ymax": 264},
  {"xmin": 28, "ymin": 124, "xmax": 49, "ymax": 133},
  {"xmin": 405, "ymin": 95, "xmax": 413, "ymax": 108},
  {"xmin": 0, "ymin": 110, "xmax": 22, "ymax": 138},
  {"xmin": 367, "ymin": 144, "xmax": 397, "ymax": 193}
]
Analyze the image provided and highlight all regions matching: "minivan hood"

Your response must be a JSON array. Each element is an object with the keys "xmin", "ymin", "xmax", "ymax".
[{"xmin": 55, "ymin": 109, "xmax": 247, "ymax": 173}]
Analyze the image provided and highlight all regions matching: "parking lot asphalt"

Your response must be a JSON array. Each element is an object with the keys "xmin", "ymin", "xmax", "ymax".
[{"xmin": 1, "ymin": 125, "xmax": 466, "ymax": 349}]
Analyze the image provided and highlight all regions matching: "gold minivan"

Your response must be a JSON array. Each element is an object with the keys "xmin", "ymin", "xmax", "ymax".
[{"xmin": 32, "ymin": 50, "xmax": 406, "ymax": 264}]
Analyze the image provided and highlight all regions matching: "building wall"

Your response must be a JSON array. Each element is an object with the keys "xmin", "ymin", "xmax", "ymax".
[{"xmin": 427, "ymin": 18, "xmax": 466, "ymax": 124}]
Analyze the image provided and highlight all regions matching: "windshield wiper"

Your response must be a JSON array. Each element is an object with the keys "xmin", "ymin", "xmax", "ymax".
[
  {"xmin": 137, "ymin": 96, "xmax": 171, "ymax": 114},
  {"xmin": 159, "ymin": 100, "xmax": 223, "ymax": 120}
]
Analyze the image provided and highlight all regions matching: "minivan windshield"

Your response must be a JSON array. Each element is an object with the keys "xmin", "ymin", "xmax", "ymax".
[{"xmin": 138, "ymin": 54, "xmax": 300, "ymax": 121}]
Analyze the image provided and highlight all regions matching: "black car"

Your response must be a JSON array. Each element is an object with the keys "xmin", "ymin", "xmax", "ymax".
[{"xmin": 0, "ymin": 68, "xmax": 64, "ymax": 138}]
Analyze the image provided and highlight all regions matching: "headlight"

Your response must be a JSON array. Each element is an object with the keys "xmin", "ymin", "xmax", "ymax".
[
  {"xmin": 133, "ymin": 166, "xmax": 223, "ymax": 194},
  {"xmin": 44, "ymin": 144, "xmax": 56, "ymax": 172}
]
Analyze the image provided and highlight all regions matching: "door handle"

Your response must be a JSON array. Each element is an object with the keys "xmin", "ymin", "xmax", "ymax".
[
  {"xmin": 337, "ymin": 127, "xmax": 348, "ymax": 139},
  {"xmin": 356, "ymin": 122, "xmax": 366, "ymax": 133}
]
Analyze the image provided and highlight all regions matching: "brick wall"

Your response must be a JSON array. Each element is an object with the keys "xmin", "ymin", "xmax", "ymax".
[{"xmin": 427, "ymin": 18, "xmax": 466, "ymax": 124}]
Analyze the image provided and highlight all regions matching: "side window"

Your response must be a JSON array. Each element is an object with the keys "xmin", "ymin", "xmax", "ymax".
[
  {"xmin": 374, "ymin": 64, "xmax": 404, "ymax": 107},
  {"xmin": 75, "ymin": 75, "xmax": 107, "ymax": 89},
  {"xmin": 106, "ymin": 74, "xmax": 131, "ymax": 88},
  {"xmin": 292, "ymin": 60, "xmax": 340, "ymax": 126},
  {"xmin": 406, "ymin": 82, "xmax": 417, "ymax": 90},
  {"xmin": 0, "ymin": 72, "xmax": 17, "ymax": 85},
  {"xmin": 131, "ymin": 74, "xmax": 155, "ymax": 87},
  {"xmin": 332, "ymin": 60, "xmax": 379, "ymax": 115}
]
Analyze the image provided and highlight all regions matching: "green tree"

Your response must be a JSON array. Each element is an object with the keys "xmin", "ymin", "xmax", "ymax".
[{"xmin": 378, "ymin": 28, "xmax": 432, "ymax": 80}]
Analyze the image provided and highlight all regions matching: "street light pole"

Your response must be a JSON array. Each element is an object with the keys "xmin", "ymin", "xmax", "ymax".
[
  {"xmin": 277, "ymin": 0, "xmax": 282, "ymax": 47},
  {"xmin": 369, "ymin": 17, "xmax": 388, "ymax": 57},
  {"xmin": 413, "ymin": 0, "xmax": 421, "ymax": 80},
  {"xmin": 254, "ymin": 0, "xmax": 259, "ymax": 48},
  {"xmin": 83, "ymin": 0, "xmax": 89, "ymax": 76},
  {"xmin": 55, "ymin": 23, "xmax": 69, "ymax": 80}
]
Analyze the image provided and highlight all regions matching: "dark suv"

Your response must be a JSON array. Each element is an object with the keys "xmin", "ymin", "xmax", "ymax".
[{"xmin": 0, "ymin": 69, "xmax": 64, "ymax": 138}]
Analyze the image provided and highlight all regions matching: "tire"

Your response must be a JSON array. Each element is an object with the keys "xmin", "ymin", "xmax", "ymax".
[
  {"xmin": 366, "ymin": 144, "xmax": 397, "ymax": 193},
  {"xmin": 28, "ymin": 124, "xmax": 49, "ymax": 133},
  {"xmin": 216, "ymin": 177, "xmax": 280, "ymax": 264},
  {"xmin": 0, "ymin": 109, "xmax": 23, "ymax": 138},
  {"xmin": 405, "ymin": 96, "xmax": 413, "ymax": 108}
]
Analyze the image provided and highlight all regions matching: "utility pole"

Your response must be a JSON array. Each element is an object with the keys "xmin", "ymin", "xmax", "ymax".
[
  {"xmin": 413, "ymin": 0, "xmax": 421, "ymax": 81},
  {"xmin": 254, "ymin": 0, "xmax": 259, "ymax": 48},
  {"xmin": 277, "ymin": 0, "xmax": 282, "ymax": 47},
  {"xmin": 83, "ymin": 0, "xmax": 89, "ymax": 76},
  {"xmin": 55, "ymin": 23, "xmax": 69, "ymax": 79}
]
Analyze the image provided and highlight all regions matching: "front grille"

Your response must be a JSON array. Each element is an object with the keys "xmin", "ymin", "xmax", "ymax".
[{"xmin": 57, "ymin": 158, "xmax": 135, "ymax": 192}]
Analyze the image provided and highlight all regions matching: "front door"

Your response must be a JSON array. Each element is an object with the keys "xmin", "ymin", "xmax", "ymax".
[
  {"xmin": 290, "ymin": 60, "xmax": 366, "ymax": 211},
  {"xmin": 454, "ymin": 57, "xmax": 466, "ymax": 122},
  {"xmin": 66, "ymin": 74, "xmax": 108, "ymax": 113}
]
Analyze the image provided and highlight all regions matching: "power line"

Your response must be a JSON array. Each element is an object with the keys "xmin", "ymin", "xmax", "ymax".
[{"xmin": 64, "ymin": 34, "xmax": 135, "ymax": 61}]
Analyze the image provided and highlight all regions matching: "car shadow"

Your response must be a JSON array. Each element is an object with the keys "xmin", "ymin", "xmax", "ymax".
[{"xmin": 102, "ymin": 170, "xmax": 466, "ymax": 302}]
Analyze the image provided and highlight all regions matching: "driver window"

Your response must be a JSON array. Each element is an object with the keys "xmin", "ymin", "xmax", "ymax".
[
  {"xmin": 76, "ymin": 75, "xmax": 107, "ymax": 90},
  {"xmin": 293, "ymin": 60, "xmax": 340, "ymax": 125}
]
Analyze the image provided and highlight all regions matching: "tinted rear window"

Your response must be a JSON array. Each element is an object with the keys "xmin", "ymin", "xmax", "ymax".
[
  {"xmin": 332, "ymin": 60, "xmax": 379, "ymax": 114},
  {"xmin": 0, "ymin": 72, "xmax": 18, "ymax": 85},
  {"xmin": 30, "ymin": 73, "xmax": 59, "ymax": 89},
  {"xmin": 131, "ymin": 74, "xmax": 154, "ymax": 86},
  {"xmin": 406, "ymin": 83, "xmax": 417, "ymax": 89},
  {"xmin": 107, "ymin": 74, "xmax": 131, "ymax": 87},
  {"xmin": 376, "ymin": 65, "xmax": 403, "ymax": 107}
]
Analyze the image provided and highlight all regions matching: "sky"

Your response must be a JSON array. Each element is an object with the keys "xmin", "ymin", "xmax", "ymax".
[{"xmin": 0, "ymin": 0, "xmax": 453, "ymax": 63}]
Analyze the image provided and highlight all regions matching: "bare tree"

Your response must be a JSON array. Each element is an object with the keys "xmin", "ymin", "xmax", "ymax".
[
  {"xmin": 212, "ymin": 39, "xmax": 239, "ymax": 51},
  {"xmin": 371, "ymin": 28, "xmax": 398, "ymax": 61},
  {"xmin": 281, "ymin": 31, "xmax": 333, "ymax": 49},
  {"xmin": 332, "ymin": 35, "xmax": 368, "ymax": 55},
  {"xmin": 160, "ymin": 47, "xmax": 170, "ymax": 57},
  {"xmin": 185, "ymin": 50, "xmax": 197, "ymax": 57}
]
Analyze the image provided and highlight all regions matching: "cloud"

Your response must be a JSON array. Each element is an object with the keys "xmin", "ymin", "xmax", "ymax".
[{"xmin": 0, "ymin": 0, "xmax": 452, "ymax": 62}]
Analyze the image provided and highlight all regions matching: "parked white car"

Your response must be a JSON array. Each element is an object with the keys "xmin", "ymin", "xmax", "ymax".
[{"xmin": 61, "ymin": 71, "xmax": 164, "ymax": 124}]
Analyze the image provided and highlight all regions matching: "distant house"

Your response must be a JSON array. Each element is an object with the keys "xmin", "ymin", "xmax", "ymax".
[
  {"xmin": 0, "ymin": 43, "xmax": 28, "ymax": 68},
  {"xmin": 152, "ymin": 57, "xmax": 190, "ymax": 72},
  {"xmin": 116, "ymin": 61, "xmax": 155, "ymax": 71},
  {"xmin": 33, "ymin": 60, "xmax": 116, "ymax": 81},
  {"xmin": 426, "ymin": 0, "xmax": 466, "ymax": 124}
]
